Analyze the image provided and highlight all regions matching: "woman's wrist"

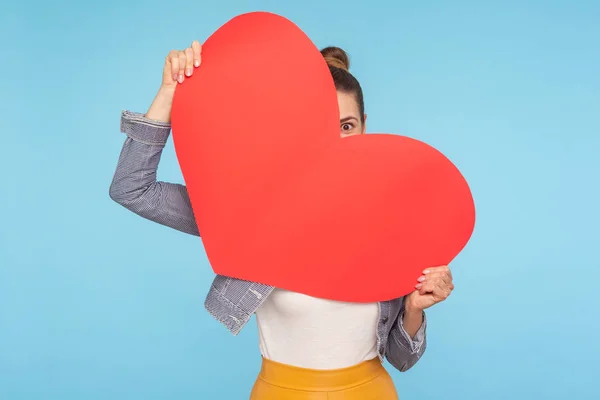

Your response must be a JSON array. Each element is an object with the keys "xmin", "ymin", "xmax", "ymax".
[
  {"xmin": 402, "ymin": 302, "xmax": 424, "ymax": 339},
  {"xmin": 404, "ymin": 297, "xmax": 423, "ymax": 315},
  {"xmin": 145, "ymin": 85, "xmax": 177, "ymax": 123},
  {"xmin": 404, "ymin": 305, "xmax": 424, "ymax": 321}
]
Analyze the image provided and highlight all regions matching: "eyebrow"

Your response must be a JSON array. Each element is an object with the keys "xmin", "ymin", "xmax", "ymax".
[{"xmin": 340, "ymin": 116, "xmax": 359, "ymax": 123}]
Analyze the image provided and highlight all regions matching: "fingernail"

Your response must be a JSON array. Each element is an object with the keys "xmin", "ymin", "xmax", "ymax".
[
  {"xmin": 415, "ymin": 283, "xmax": 422, "ymax": 289},
  {"xmin": 178, "ymin": 74, "xmax": 184, "ymax": 83},
  {"xmin": 417, "ymin": 276, "xmax": 425, "ymax": 282},
  {"xmin": 185, "ymin": 68, "xmax": 192, "ymax": 76},
  {"xmin": 423, "ymin": 269, "xmax": 430, "ymax": 274},
  {"xmin": 173, "ymin": 73, "xmax": 178, "ymax": 82},
  {"xmin": 194, "ymin": 60, "xmax": 200, "ymax": 67}
]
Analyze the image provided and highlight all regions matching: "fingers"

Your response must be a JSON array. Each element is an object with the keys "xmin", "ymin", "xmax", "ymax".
[
  {"xmin": 166, "ymin": 49, "xmax": 188, "ymax": 83},
  {"xmin": 184, "ymin": 47, "xmax": 194, "ymax": 76},
  {"xmin": 417, "ymin": 279, "xmax": 453, "ymax": 298},
  {"xmin": 191, "ymin": 40, "xmax": 202, "ymax": 67},
  {"xmin": 417, "ymin": 279, "xmax": 444, "ymax": 295},
  {"xmin": 167, "ymin": 50, "xmax": 180, "ymax": 83},
  {"xmin": 416, "ymin": 279, "xmax": 435, "ymax": 295},
  {"xmin": 418, "ymin": 271, "xmax": 452, "ymax": 286},
  {"xmin": 423, "ymin": 265, "xmax": 451, "ymax": 278},
  {"xmin": 177, "ymin": 51, "xmax": 187, "ymax": 83},
  {"xmin": 165, "ymin": 41, "xmax": 202, "ymax": 85}
]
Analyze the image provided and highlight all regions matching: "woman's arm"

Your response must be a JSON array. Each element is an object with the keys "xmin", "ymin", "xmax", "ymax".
[
  {"xmin": 109, "ymin": 41, "xmax": 202, "ymax": 236},
  {"xmin": 385, "ymin": 298, "xmax": 427, "ymax": 372},
  {"xmin": 109, "ymin": 108, "xmax": 200, "ymax": 236},
  {"xmin": 386, "ymin": 265, "xmax": 455, "ymax": 372}
]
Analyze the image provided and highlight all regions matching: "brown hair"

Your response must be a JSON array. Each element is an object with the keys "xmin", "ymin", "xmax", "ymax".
[{"xmin": 320, "ymin": 46, "xmax": 365, "ymax": 123}]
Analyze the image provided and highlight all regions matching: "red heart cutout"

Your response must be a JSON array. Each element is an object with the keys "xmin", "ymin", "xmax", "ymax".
[{"xmin": 171, "ymin": 12, "xmax": 476, "ymax": 302}]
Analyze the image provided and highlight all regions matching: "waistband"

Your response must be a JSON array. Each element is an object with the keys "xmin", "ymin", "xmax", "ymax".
[{"xmin": 257, "ymin": 357, "xmax": 386, "ymax": 391}]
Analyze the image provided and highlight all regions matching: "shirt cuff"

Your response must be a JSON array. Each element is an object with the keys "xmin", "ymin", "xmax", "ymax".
[
  {"xmin": 397, "ymin": 309, "xmax": 427, "ymax": 354},
  {"xmin": 120, "ymin": 110, "xmax": 171, "ymax": 146}
]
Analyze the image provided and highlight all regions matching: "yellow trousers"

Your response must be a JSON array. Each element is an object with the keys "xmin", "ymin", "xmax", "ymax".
[{"xmin": 250, "ymin": 357, "xmax": 399, "ymax": 399}]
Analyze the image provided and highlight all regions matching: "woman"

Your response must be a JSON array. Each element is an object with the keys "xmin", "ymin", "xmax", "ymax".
[{"xmin": 110, "ymin": 40, "xmax": 455, "ymax": 399}]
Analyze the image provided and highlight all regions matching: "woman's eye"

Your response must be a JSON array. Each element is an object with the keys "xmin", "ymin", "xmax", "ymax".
[{"xmin": 342, "ymin": 123, "xmax": 353, "ymax": 131}]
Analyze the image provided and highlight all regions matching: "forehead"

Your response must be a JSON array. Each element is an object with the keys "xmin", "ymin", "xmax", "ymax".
[{"xmin": 336, "ymin": 91, "xmax": 360, "ymax": 119}]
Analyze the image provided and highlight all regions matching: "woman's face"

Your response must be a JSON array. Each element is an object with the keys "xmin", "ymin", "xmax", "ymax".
[{"xmin": 337, "ymin": 91, "xmax": 366, "ymax": 138}]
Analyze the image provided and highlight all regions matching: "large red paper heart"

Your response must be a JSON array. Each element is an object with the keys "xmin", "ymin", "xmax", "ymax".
[{"xmin": 171, "ymin": 12, "xmax": 476, "ymax": 302}]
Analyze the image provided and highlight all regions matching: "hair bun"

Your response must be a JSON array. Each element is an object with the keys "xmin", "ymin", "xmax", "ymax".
[{"xmin": 321, "ymin": 46, "xmax": 350, "ymax": 71}]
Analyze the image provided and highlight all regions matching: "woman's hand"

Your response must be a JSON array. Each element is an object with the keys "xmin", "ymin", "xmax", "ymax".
[
  {"xmin": 405, "ymin": 265, "xmax": 454, "ymax": 312},
  {"xmin": 162, "ymin": 40, "xmax": 202, "ymax": 88},
  {"xmin": 146, "ymin": 40, "xmax": 203, "ymax": 123}
]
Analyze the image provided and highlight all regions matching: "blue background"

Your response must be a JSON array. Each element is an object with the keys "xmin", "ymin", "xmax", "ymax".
[{"xmin": 1, "ymin": 0, "xmax": 598, "ymax": 399}]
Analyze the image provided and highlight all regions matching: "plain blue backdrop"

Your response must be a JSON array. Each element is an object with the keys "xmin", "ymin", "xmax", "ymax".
[{"xmin": 1, "ymin": 0, "xmax": 599, "ymax": 399}]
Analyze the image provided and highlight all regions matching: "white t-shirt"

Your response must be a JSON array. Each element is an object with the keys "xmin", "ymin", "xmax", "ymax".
[{"xmin": 255, "ymin": 288, "xmax": 380, "ymax": 370}]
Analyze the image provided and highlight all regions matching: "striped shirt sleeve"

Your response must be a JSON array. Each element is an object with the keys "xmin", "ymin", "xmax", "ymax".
[{"xmin": 109, "ymin": 110, "xmax": 200, "ymax": 236}]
